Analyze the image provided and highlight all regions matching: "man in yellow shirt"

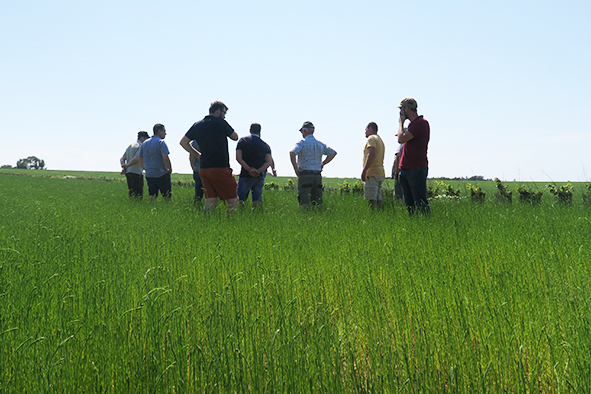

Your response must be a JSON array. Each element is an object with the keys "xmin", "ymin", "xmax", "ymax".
[{"xmin": 361, "ymin": 122, "xmax": 385, "ymax": 209}]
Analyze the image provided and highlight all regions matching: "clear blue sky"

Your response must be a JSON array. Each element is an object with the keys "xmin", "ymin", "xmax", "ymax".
[{"xmin": 2, "ymin": 0, "xmax": 590, "ymax": 181}]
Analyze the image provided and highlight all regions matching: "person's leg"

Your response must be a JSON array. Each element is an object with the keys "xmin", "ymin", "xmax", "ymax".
[
  {"xmin": 212, "ymin": 167, "xmax": 239, "ymax": 214},
  {"xmin": 364, "ymin": 176, "xmax": 379, "ymax": 209},
  {"xmin": 297, "ymin": 174, "xmax": 313, "ymax": 209},
  {"xmin": 199, "ymin": 168, "xmax": 219, "ymax": 212},
  {"xmin": 310, "ymin": 174, "xmax": 323, "ymax": 206},
  {"xmin": 159, "ymin": 173, "xmax": 173, "ymax": 202},
  {"xmin": 237, "ymin": 177, "xmax": 253, "ymax": 204},
  {"xmin": 125, "ymin": 173, "xmax": 134, "ymax": 197},
  {"xmin": 146, "ymin": 177, "xmax": 159, "ymax": 202},
  {"xmin": 136, "ymin": 174, "xmax": 144, "ymax": 198},
  {"xmin": 251, "ymin": 175, "xmax": 265, "ymax": 208},
  {"xmin": 129, "ymin": 173, "xmax": 143, "ymax": 198},
  {"xmin": 130, "ymin": 173, "xmax": 144, "ymax": 198},
  {"xmin": 414, "ymin": 168, "xmax": 430, "ymax": 215},
  {"xmin": 226, "ymin": 197, "xmax": 239, "ymax": 212},
  {"xmin": 204, "ymin": 198, "xmax": 217, "ymax": 212},
  {"xmin": 193, "ymin": 171, "xmax": 203, "ymax": 202},
  {"xmin": 398, "ymin": 170, "xmax": 415, "ymax": 215},
  {"xmin": 375, "ymin": 176, "xmax": 384, "ymax": 209},
  {"xmin": 394, "ymin": 179, "xmax": 404, "ymax": 202},
  {"xmin": 404, "ymin": 169, "xmax": 430, "ymax": 216}
]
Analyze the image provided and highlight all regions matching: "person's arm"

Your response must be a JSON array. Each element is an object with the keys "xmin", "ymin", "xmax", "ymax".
[
  {"xmin": 269, "ymin": 156, "xmax": 277, "ymax": 177},
  {"xmin": 162, "ymin": 153, "xmax": 172, "ymax": 175},
  {"xmin": 398, "ymin": 117, "xmax": 413, "ymax": 143},
  {"xmin": 229, "ymin": 132, "xmax": 238, "ymax": 141},
  {"xmin": 180, "ymin": 136, "xmax": 201, "ymax": 159},
  {"xmin": 236, "ymin": 149, "xmax": 258, "ymax": 177},
  {"xmin": 259, "ymin": 153, "xmax": 273, "ymax": 174},
  {"xmin": 290, "ymin": 151, "xmax": 299, "ymax": 176},
  {"xmin": 392, "ymin": 153, "xmax": 400, "ymax": 179},
  {"xmin": 361, "ymin": 146, "xmax": 376, "ymax": 182},
  {"xmin": 138, "ymin": 157, "xmax": 145, "ymax": 171},
  {"xmin": 120, "ymin": 154, "xmax": 126, "ymax": 174},
  {"xmin": 123, "ymin": 155, "xmax": 140, "ymax": 171},
  {"xmin": 322, "ymin": 151, "xmax": 337, "ymax": 169}
]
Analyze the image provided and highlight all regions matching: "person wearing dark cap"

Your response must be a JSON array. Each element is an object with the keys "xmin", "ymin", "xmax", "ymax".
[
  {"xmin": 120, "ymin": 131, "xmax": 150, "ymax": 198},
  {"xmin": 396, "ymin": 98, "xmax": 431, "ymax": 215},
  {"xmin": 289, "ymin": 121, "xmax": 337, "ymax": 209}
]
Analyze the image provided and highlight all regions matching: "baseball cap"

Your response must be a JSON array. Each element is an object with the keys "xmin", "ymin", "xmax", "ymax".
[
  {"xmin": 397, "ymin": 98, "xmax": 418, "ymax": 111},
  {"xmin": 138, "ymin": 131, "xmax": 150, "ymax": 139},
  {"xmin": 299, "ymin": 121, "xmax": 314, "ymax": 131}
]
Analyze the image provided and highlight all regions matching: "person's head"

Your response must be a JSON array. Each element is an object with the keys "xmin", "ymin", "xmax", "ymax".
[
  {"xmin": 365, "ymin": 122, "xmax": 378, "ymax": 137},
  {"xmin": 299, "ymin": 121, "xmax": 315, "ymax": 137},
  {"xmin": 397, "ymin": 98, "xmax": 418, "ymax": 118},
  {"xmin": 250, "ymin": 123, "xmax": 261, "ymax": 135},
  {"xmin": 153, "ymin": 123, "xmax": 166, "ymax": 139},
  {"xmin": 209, "ymin": 101, "xmax": 229, "ymax": 119},
  {"xmin": 137, "ymin": 131, "xmax": 150, "ymax": 142}
]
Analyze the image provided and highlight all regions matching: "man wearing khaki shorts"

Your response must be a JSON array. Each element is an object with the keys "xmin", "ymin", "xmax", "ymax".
[
  {"xmin": 180, "ymin": 101, "xmax": 239, "ymax": 213},
  {"xmin": 361, "ymin": 122, "xmax": 385, "ymax": 209}
]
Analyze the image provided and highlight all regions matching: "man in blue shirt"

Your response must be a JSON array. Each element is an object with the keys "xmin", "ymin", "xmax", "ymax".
[
  {"xmin": 138, "ymin": 123, "xmax": 173, "ymax": 202},
  {"xmin": 236, "ymin": 123, "xmax": 277, "ymax": 208},
  {"xmin": 290, "ymin": 121, "xmax": 337, "ymax": 209}
]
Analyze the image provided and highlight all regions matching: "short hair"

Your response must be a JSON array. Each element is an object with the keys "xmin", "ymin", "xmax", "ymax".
[
  {"xmin": 209, "ymin": 101, "xmax": 228, "ymax": 114},
  {"xmin": 367, "ymin": 122, "xmax": 378, "ymax": 133},
  {"xmin": 399, "ymin": 98, "xmax": 418, "ymax": 111},
  {"xmin": 250, "ymin": 123, "xmax": 261, "ymax": 134},
  {"xmin": 153, "ymin": 123, "xmax": 165, "ymax": 135},
  {"xmin": 138, "ymin": 131, "xmax": 149, "ymax": 139}
]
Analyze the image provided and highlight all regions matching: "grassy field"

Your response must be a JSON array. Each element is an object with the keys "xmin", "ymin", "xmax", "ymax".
[{"xmin": 1, "ymin": 171, "xmax": 590, "ymax": 392}]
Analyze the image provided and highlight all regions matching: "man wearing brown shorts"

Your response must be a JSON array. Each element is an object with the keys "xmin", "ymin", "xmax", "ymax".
[{"xmin": 180, "ymin": 101, "xmax": 239, "ymax": 213}]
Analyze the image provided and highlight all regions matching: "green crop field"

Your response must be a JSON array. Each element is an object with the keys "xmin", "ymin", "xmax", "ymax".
[{"xmin": 1, "ymin": 171, "xmax": 590, "ymax": 393}]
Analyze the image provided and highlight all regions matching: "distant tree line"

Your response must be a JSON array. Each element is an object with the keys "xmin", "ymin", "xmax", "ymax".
[
  {"xmin": 1, "ymin": 156, "xmax": 46, "ymax": 170},
  {"xmin": 430, "ymin": 175, "xmax": 488, "ymax": 181}
]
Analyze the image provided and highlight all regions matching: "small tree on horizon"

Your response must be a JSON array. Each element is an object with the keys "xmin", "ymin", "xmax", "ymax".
[{"xmin": 16, "ymin": 156, "xmax": 46, "ymax": 170}]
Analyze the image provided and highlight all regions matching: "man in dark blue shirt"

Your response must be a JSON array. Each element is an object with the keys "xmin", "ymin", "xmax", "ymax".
[
  {"xmin": 236, "ymin": 123, "xmax": 277, "ymax": 208},
  {"xmin": 180, "ymin": 101, "xmax": 239, "ymax": 213}
]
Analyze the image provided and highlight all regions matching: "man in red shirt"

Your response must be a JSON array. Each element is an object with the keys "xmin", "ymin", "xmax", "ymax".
[{"xmin": 397, "ymin": 98, "xmax": 431, "ymax": 215}]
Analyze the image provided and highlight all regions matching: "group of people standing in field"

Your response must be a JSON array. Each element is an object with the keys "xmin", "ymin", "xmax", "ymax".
[{"xmin": 120, "ymin": 98, "xmax": 430, "ymax": 215}]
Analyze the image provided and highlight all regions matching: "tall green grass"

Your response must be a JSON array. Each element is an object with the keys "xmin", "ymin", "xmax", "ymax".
[{"xmin": 0, "ymin": 173, "xmax": 590, "ymax": 392}]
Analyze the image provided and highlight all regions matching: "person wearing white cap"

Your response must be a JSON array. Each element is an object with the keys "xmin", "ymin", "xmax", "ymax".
[{"xmin": 289, "ymin": 121, "xmax": 337, "ymax": 209}]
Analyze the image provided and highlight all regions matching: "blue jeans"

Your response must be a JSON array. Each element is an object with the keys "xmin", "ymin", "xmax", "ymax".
[
  {"xmin": 193, "ymin": 171, "xmax": 203, "ymax": 201},
  {"xmin": 237, "ymin": 174, "xmax": 265, "ymax": 202},
  {"xmin": 399, "ymin": 168, "xmax": 430, "ymax": 215}
]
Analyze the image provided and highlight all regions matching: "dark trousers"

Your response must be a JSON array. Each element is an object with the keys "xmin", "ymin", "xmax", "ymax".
[
  {"xmin": 146, "ymin": 173, "xmax": 172, "ymax": 198},
  {"xmin": 399, "ymin": 168, "xmax": 430, "ymax": 215},
  {"xmin": 297, "ymin": 171, "xmax": 323, "ymax": 206},
  {"xmin": 125, "ymin": 173, "xmax": 144, "ymax": 198},
  {"xmin": 193, "ymin": 171, "xmax": 203, "ymax": 201}
]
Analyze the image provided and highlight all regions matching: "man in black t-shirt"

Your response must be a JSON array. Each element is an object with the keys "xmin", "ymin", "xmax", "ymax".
[
  {"xmin": 180, "ymin": 101, "xmax": 239, "ymax": 213},
  {"xmin": 236, "ymin": 123, "xmax": 277, "ymax": 207}
]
